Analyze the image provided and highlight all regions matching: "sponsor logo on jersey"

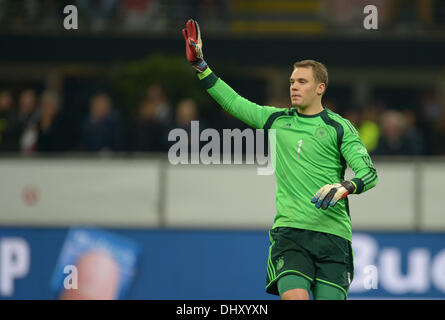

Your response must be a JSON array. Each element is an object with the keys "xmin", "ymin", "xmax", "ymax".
[{"xmin": 357, "ymin": 146, "xmax": 367, "ymax": 154}]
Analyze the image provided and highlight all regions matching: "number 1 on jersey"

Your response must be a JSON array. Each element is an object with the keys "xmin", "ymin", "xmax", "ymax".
[{"xmin": 297, "ymin": 139, "xmax": 303, "ymax": 159}]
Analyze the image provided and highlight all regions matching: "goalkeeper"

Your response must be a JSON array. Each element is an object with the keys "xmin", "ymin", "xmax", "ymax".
[{"xmin": 182, "ymin": 19, "xmax": 378, "ymax": 300}]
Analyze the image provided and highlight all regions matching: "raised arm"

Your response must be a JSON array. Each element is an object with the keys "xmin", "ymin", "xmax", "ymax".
[{"xmin": 182, "ymin": 19, "xmax": 282, "ymax": 129}]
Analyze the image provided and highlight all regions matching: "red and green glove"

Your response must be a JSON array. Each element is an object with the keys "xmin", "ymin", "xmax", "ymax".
[{"xmin": 182, "ymin": 19, "xmax": 208, "ymax": 73}]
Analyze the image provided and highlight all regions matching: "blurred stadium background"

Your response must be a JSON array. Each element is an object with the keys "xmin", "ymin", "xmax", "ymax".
[{"xmin": 0, "ymin": 0, "xmax": 445, "ymax": 299}]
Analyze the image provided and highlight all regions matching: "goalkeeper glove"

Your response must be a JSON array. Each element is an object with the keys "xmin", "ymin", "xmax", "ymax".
[
  {"xmin": 182, "ymin": 19, "xmax": 208, "ymax": 73},
  {"xmin": 311, "ymin": 181, "xmax": 356, "ymax": 210}
]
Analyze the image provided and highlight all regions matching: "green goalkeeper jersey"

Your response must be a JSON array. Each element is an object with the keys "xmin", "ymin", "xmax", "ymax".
[{"xmin": 198, "ymin": 68, "xmax": 378, "ymax": 242}]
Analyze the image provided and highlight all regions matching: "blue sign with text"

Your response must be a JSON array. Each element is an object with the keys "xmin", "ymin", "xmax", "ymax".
[{"xmin": 0, "ymin": 228, "xmax": 444, "ymax": 299}]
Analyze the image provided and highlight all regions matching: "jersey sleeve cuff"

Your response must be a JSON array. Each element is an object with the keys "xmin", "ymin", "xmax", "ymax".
[
  {"xmin": 351, "ymin": 178, "xmax": 364, "ymax": 194},
  {"xmin": 197, "ymin": 67, "xmax": 212, "ymax": 79},
  {"xmin": 197, "ymin": 67, "xmax": 218, "ymax": 89}
]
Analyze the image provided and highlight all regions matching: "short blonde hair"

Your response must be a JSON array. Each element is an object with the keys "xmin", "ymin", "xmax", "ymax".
[{"xmin": 293, "ymin": 60, "xmax": 328, "ymax": 88}]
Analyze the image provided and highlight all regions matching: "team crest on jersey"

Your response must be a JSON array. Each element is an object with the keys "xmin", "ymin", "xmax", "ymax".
[
  {"xmin": 314, "ymin": 126, "xmax": 329, "ymax": 140},
  {"xmin": 276, "ymin": 256, "xmax": 284, "ymax": 270}
]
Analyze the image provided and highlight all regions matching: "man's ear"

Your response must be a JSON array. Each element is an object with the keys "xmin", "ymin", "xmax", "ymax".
[{"xmin": 317, "ymin": 83, "xmax": 326, "ymax": 96}]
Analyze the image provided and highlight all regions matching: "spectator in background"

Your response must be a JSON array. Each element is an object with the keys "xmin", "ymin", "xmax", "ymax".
[
  {"xmin": 358, "ymin": 102, "xmax": 382, "ymax": 154},
  {"xmin": 80, "ymin": 93, "xmax": 122, "ymax": 152},
  {"xmin": 174, "ymin": 97, "xmax": 200, "ymax": 130},
  {"xmin": 166, "ymin": 98, "xmax": 202, "ymax": 152},
  {"xmin": 145, "ymin": 83, "xmax": 173, "ymax": 126},
  {"xmin": 419, "ymin": 90, "xmax": 441, "ymax": 123},
  {"xmin": 17, "ymin": 89, "xmax": 39, "ymax": 154},
  {"xmin": 36, "ymin": 90, "xmax": 70, "ymax": 153},
  {"xmin": 373, "ymin": 109, "xmax": 423, "ymax": 156},
  {"xmin": 130, "ymin": 98, "xmax": 166, "ymax": 152},
  {"xmin": 401, "ymin": 108, "xmax": 425, "ymax": 155},
  {"xmin": 0, "ymin": 89, "xmax": 19, "ymax": 152}
]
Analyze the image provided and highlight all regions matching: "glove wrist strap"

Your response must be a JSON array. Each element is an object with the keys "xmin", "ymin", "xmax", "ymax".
[
  {"xmin": 192, "ymin": 59, "xmax": 208, "ymax": 73},
  {"xmin": 340, "ymin": 181, "xmax": 356, "ymax": 194}
]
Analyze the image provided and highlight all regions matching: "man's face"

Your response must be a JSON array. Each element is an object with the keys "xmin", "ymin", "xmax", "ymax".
[
  {"xmin": 289, "ymin": 67, "xmax": 325, "ymax": 108},
  {"xmin": 91, "ymin": 95, "xmax": 110, "ymax": 120},
  {"xmin": 0, "ymin": 91, "xmax": 12, "ymax": 111}
]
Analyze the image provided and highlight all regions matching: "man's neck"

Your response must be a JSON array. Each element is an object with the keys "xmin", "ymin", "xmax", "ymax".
[{"xmin": 296, "ymin": 102, "xmax": 324, "ymax": 116}]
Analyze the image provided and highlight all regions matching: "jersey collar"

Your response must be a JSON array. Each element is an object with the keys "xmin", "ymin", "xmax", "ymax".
[{"xmin": 293, "ymin": 107, "xmax": 327, "ymax": 118}]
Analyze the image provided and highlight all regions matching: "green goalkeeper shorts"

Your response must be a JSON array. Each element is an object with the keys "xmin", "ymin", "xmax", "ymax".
[{"xmin": 265, "ymin": 227, "xmax": 354, "ymax": 298}]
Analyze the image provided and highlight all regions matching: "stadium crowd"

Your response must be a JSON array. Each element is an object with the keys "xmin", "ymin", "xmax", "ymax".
[
  {"xmin": 1, "ymin": 0, "xmax": 444, "ymax": 34},
  {"xmin": 0, "ymin": 85, "xmax": 444, "ymax": 156},
  {"xmin": 1, "ymin": 1, "xmax": 444, "ymax": 157}
]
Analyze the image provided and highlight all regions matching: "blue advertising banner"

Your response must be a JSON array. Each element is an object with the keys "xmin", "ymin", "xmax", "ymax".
[{"xmin": 0, "ymin": 227, "xmax": 444, "ymax": 299}]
